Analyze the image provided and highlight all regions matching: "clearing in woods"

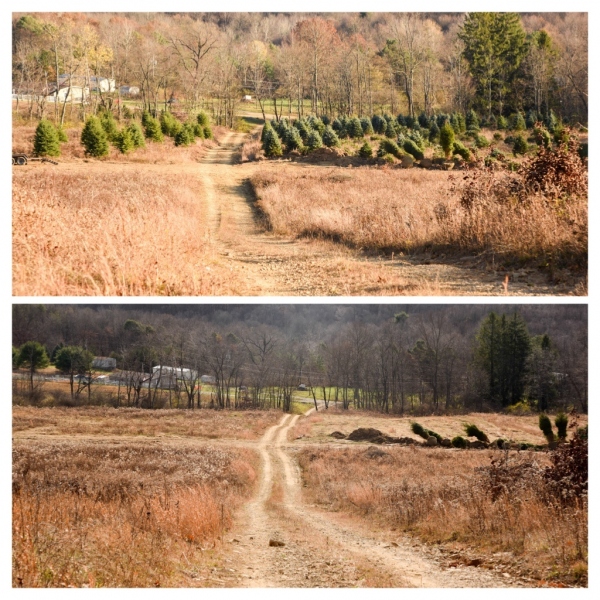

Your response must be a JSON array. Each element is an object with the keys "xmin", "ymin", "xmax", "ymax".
[{"xmin": 15, "ymin": 129, "xmax": 581, "ymax": 296}]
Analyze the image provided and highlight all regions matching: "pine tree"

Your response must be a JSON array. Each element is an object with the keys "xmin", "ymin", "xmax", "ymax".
[
  {"xmin": 100, "ymin": 112, "xmax": 119, "ymax": 142},
  {"xmin": 306, "ymin": 130, "xmax": 323, "ymax": 151},
  {"xmin": 57, "ymin": 127, "xmax": 68, "ymax": 143},
  {"xmin": 262, "ymin": 128, "xmax": 283, "ymax": 157},
  {"xmin": 193, "ymin": 122, "xmax": 206, "ymax": 139},
  {"xmin": 439, "ymin": 122, "xmax": 455, "ymax": 158},
  {"xmin": 144, "ymin": 115, "xmax": 164, "ymax": 142},
  {"xmin": 497, "ymin": 115, "xmax": 508, "ymax": 130},
  {"xmin": 509, "ymin": 112, "xmax": 526, "ymax": 131},
  {"xmin": 322, "ymin": 126, "xmax": 341, "ymax": 148},
  {"xmin": 384, "ymin": 120, "xmax": 397, "ymax": 138},
  {"xmin": 81, "ymin": 116, "xmax": 109, "ymax": 157},
  {"xmin": 115, "ymin": 127, "xmax": 135, "ymax": 153},
  {"xmin": 347, "ymin": 117, "xmax": 364, "ymax": 138},
  {"xmin": 512, "ymin": 134, "xmax": 528, "ymax": 155},
  {"xmin": 127, "ymin": 122, "xmax": 146, "ymax": 149},
  {"xmin": 196, "ymin": 111, "xmax": 210, "ymax": 127},
  {"xmin": 33, "ymin": 119, "xmax": 61, "ymax": 157},
  {"xmin": 428, "ymin": 121, "xmax": 440, "ymax": 143},
  {"xmin": 371, "ymin": 115, "xmax": 386, "ymax": 134},
  {"xmin": 360, "ymin": 117, "xmax": 374, "ymax": 135},
  {"xmin": 358, "ymin": 141, "xmax": 372, "ymax": 158},
  {"xmin": 160, "ymin": 111, "xmax": 182, "ymax": 137},
  {"xmin": 285, "ymin": 126, "xmax": 304, "ymax": 151},
  {"xmin": 466, "ymin": 109, "xmax": 480, "ymax": 131}
]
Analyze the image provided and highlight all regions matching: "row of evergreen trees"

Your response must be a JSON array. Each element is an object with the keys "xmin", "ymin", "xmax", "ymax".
[{"xmin": 31, "ymin": 110, "xmax": 213, "ymax": 158}]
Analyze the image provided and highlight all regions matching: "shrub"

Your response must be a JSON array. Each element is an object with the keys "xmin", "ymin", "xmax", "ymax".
[
  {"xmin": 144, "ymin": 115, "xmax": 164, "ymax": 142},
  {"xmin": 539, "ymin": 414, "xmax": 555, "ymax": 443},
  {"xmin": 452, "ymin": 140, "xmax": 471, "ymax": 161},
  {"xmin": 440, "ymin": 122, "xmax": 455, "ymax": 158},
  {"xmin": 555, "ymin": 412, "xmax": 569, "ymax": 441},
  {"xmin": 321, "ymin": 115, "xmax": 331, "ymax": 126},
  {"xmin": 464, "ymin": 424, "xmax": 489, "ymax": 442},
  {"xmin": 475, "ymin": 134, "xmax": 489, "ymax": 148},
  {"xmin": 127, "ymin": 122, "xmax": 145, "ymax": 149},
  {"xmin": 57, "ymin": 127, "xmax": 68, "ymax": 143},
  {"xmin": 321, "ymin": 126, "xmax": 340, "ymax": 148},
  {"xmin": 262, "ymin": 128, "xmax": 283, "ymax": 157},
  {"xmin": 532, "ymin": 123, "xmax": 552, "ymax": 148},
  {"xmin": 402, "ymin": 139, "xmax": 424, "ymax": 160},
  {"xmin": 115, "ymin": 127, "xmax": 135, "ymax": 153},
  {"xmin": 493, "ymin": 132, "xmax": 503, "ymax": 141},
  {"xmin": 509, "ymin": 112, "xmax": 526, "ymax": 131},
  {"xmin": 33, "ymin": 119, "xmax": 61, "ymax": 157},
  {"xmin": 80, "ymin": 116, "xmax": 109, "ymax": 157},
  {"xmin": 497, "ymin": 115, "xmax": 508, "ymax": 130},
  {"xmin": 578, "ymin": 143, "xmax": 588, "ymax": 160},
  {"xmin": 203, "ymin": 124, "xmax": 213, "ymax": 139},
  {"xmin": 411, "ymin": 422, "xmax": 427, "ymax": 439},
  {"xmin": 451, "ymin": 436, "xmax": 467, "ymax": 449},
  {"xmin": 378, "ymin": 139, "xmax": 404, "ymax": 159},
  {"xmin": 358, "ymin": 141, "xmax": 372, "ymax": 158},
  {"xmin": 544, "ymin": 431, "xmax": 587, "ymax": 501},
  {"xmin": 306, "ymin": 130, "xmax": 323, "ymax": 151},
  {"xmin": 512, "ymin": 134, "xmax": 528, "ymax": 155}
]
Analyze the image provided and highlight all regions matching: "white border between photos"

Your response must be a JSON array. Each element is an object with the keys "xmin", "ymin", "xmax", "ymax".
[{"xmin": 3, "ymin": 1, "xmax": 596, "ymax": 599}]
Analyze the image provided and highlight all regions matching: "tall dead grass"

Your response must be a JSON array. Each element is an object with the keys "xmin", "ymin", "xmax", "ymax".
[
  {"xmin": 13, "ymin": 439, "xmax": 257, "ymax": 587},
  {"xmin": 298, "ymin": 446, "xmax": 587, "ymax": 585},
  {"xmin": 13, "ymin": 406, "xmax": 283, "ymax": 440},
  {"xmin": 13, "ymin": 169, "xmax": 228, "ymax": 295},
  {"xmin": 250, "ymin": 166, "xmax": 586, "ymax": 267}
]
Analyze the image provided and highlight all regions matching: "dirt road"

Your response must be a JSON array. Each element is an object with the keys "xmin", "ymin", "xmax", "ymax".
[
  {"xmin": 191, "ymin": 131, "xmax": 580, "ymax": 296},
  {"xmin": 216, "ymin": 413, "xmax": 523, "ymax": 588}
]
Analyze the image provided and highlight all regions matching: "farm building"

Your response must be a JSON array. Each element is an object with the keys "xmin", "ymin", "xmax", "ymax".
[
  {"xmin": 119, "ymin": 85, "xmax": 140, "ymax": 96},
  {"xmin": 242, "ymin": 94, "xmax": 252, "ymax": 102},
  {"xmin": 152, "ymin": 366, "xmax": 199, "ymax": 382},
  {"xmin": 92, "ymin": 356, "xmax": 117, "ymax": 370},
  {"xmin": 200, "ymin": 374, "xmax": 216, "ymax": 384},
  {"xmin": 46, "ymin": 85, "xmax": 89, "ymax": 103}
]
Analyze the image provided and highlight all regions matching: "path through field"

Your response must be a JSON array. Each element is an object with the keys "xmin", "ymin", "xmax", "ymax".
[
  {"xmin": 192, "ymin": 131, "xmax": 576, "ymax": 296},
  {"xmin": 215, "ymin": 412, "xmax": 522, "ymax": 588}
]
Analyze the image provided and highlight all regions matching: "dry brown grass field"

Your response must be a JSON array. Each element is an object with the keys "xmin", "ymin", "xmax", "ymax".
[
  {"xmin": 250, "ymin": 166, "xmax": 587, "ymax": 269},
  {"xmin": 13, "ymin": 437, "xmax": 258, "ymax": 587},
  {"xmin": 13, "ymin": 121, "xmax": 586, "ymax": 296},
  {"xmin": 13, "ymin": 405, "xmax": 282, "ymax": 440},
  {"xmin": 291, "ymin": 409, "xmax": 588, "ymax": 586}
]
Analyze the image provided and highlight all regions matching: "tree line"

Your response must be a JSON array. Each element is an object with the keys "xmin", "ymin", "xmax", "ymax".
[
  {"xmin": 12, "ymin": 304, "xmax": 587, "ymax": 414},
  {"xmin": 13, "ymin": 12, "xmax": 587, "ymax": 128}
]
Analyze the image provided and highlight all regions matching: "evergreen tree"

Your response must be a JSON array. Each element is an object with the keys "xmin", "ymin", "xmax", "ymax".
[
  {"xmin": 15, "ymin": 341, "xmax": 50, "ymax": 393},
  {"xmin": 144, "ymin": 115, "xmax": 164, "ymax": 142},
  {"xmin": 57, "ymin": 127, "xmax": 68, "ymax": 143},
  {"xmin": 100, "ymin": 112, "xmax": 119, "ymax": 142},
  {"xmin": 262, "ymin": 128, "xmax": 283, "ymax": 157},
  {"xmin": 174, "ymin": 124, "xmax": 195, "ymax": 146},
  {"xmin": 261, "ymin": 121, "xmax": 273, "ymax": 143},
  {"xmin": 322, "ymin": 126, "xmax": 341, "ymax": 148},
  {"xmin": 358, "ymin": 141, "xmax": 373, "ymax": 158},
  {"xmin": 526, "ymin": 109, "xmax": 539, "ymax": 129},
  {"xmin": 197, "ymin": 111, "xmax": 210, "ymax": 127},
  {"xmin": 459, "ymin": 13, "xmax": 527, "ymax": 116},
  {"xmin": 466, "ymin": 109, "xmax": 480, "ymax": 131},
  {"xmin": 428, "ymin": 121, "xmax": 440, "ymax": 143},
  {"xmin": 54, "ymin": 345, "xmax": 94, "ymax": 398},
  {"xmin": 33, "ymin": 119, "xmax": 61, "ymax": 157},
  {"xmin": 439, "ymin": 122, "xmax": 455, "ymax": 158},
  {"xmin": 509, "ymin": 112, "xmax": 526, "ymax": 131},
  {"xmin": 115, "ymin": 127, "xmax": 135, "ymax": 153},
  {"xmin": 402, "ymin": 139, "xmax": 424, "ymax": 160},
  {"xmin": 512, "ymin": 134, "xmax": 528, "ymax": 155},
  {"xmin": 347, "ymin": 117, "xmax": 364, "ymax": 138},
  {"xmin": 360, "ymin": 117, "xmax": 374, "ymax": 135},
  {"xmin": 371, "ymin": 115, "xmax": 386, "ymax": 134},
  {"xmin": 418, "ymin": 112, "xmax": 430, "ymax": 128},
  {"xmin": 81, "ymin": 116, "xmax": 109, "ymax": 157},
  {"xmin": 160, "ymin": 111, "xmax": 182, "ymax": 137},
  {"xmin": 306, "ymin": 130, "xmax": 323, "ymax": 151},
  {"xmin": 285, "ymin": 126, "xmax": 304, "ymax": 151},
  {"xmin": 385, "ymin": 120, "xmax": 397, "ymax": 138},
  {"xmin": 497, "ymin": 115, "xmax": 508, "ymax": 130}
]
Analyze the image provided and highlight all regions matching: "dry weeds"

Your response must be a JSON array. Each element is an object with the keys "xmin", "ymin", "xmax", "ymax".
[
  {"xmin": 13, "ymin": 406, "xmax": 283, "ymax": 440},
  {"xmin": 13, "ymin": 438, "xmax": 258, "ymax": 587},
  {"xmin": 297, "ymin": 444, "xmax": 587, "ymax": 586},
  {"xmin": 250, "ymin": 166, "xmax": 586, "ymax": 268},
  {"xmin": 13, "ymin": 168, "xmax": 229, "ymax": 295}
]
